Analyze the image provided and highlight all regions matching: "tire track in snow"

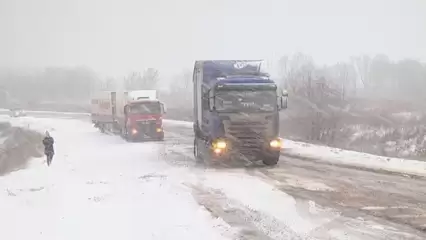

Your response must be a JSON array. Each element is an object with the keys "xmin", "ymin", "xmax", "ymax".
[
  {"xmin": 189, "ymin": 183, "xmax": 305, "ymax": 240},
  {"xmin": 165, "ymin": 144, "xmax": 308, "ymax": 239},
  {"xmin": 164, "ymin": 139, "xmax": 426, "ymax": 239},
  {"xmin": 250, "ymin": 163, "xmax": 426, "ymax": 239}
]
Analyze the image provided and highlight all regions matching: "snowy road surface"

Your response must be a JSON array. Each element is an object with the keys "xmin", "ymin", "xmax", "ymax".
[{"xmin": 0, "ymin": 113, "xmax": 426, "ymax": 239}]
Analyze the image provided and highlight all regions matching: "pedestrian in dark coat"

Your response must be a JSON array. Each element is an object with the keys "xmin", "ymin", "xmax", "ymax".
[{"xmin": 42, "ymin": 131, "xmax": 55, "ymax": 166}]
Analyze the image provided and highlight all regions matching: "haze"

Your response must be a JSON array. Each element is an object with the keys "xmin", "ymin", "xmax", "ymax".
[{"xmin": 1, "ymin": 0, "xmax": 425, "ymax": 77}]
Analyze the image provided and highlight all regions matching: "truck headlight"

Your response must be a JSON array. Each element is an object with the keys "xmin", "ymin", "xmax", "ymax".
[
  {"xmin": 131, "ymin": 129, "xmax": 138, "ymax": 135},
  {"xmin": 269, "ymin": 139, "xmax": 282, "ymax": 148},
  {"xmin": 213, "ymin": 140, "xmax": 227, "ymax": 149}
]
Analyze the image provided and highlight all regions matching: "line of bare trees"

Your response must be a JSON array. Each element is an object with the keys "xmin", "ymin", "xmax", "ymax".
[
  {"xmin": 276, "ymin": 53, "xmax": 426, "ymax": 153},
  {"xmin": 0, "ymin": 53, "xmax": 424, "ymax": 112},
  {"xmin": 279, "ymin": 53, "xmax": 426, "ymax": 102}
]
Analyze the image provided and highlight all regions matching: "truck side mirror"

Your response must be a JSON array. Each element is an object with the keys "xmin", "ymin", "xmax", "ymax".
[
  {"xmin": 278, "ymin": 90, "xmax": 288, "ymax": 110},
  {"xmin": 161, "ymin": 103, "xmax": 166, "ymax": 114},
  {"xmin": 281, "ymin": 96, "xmax": 288, "ymax": 110},
  {"xmin": 205, "ymin": 90, "xmax": 215, "ymax": 112},
  {"xmin": 209, "ymin": 97, "xmax": 215, "ymax": 112}
]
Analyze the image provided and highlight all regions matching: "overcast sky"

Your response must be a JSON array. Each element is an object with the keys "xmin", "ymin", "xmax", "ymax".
[{"xmin": 1, "ymin": 0, "xmax": 425, "ymax": 78}]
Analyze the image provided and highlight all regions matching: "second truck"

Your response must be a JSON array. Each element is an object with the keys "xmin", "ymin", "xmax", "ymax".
[
  {"xmin": 91, "ymin": 90, "xmax": 166, "ymax": 141},
  {"xmin": 193, "ymin": 60, "xmax": 288, "ymax": 165}
]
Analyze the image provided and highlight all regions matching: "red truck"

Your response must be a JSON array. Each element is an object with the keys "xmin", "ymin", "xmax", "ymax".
[{"xmin": 91, "ymin": 90, "xmax": 165, "ymax": 141}]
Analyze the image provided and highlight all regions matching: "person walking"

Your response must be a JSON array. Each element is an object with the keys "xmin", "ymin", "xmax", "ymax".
[{"xmin": 42, "ymin": 131, "xmax": 55, "ymax": 166}]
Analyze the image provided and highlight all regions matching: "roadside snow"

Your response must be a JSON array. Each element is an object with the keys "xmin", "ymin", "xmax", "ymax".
[
  {"xmin": 202, "ymin": 171, "xmax": 338, "ymax": 238},
  {"xmin": 163, "ymin": 119, "xmax": 426, "ymax": 178},
  {"xmin": 199, "ymin": 171, "xmax": 415, "ymax": 240},
  {"xmin": 163, "ymin": 119, "xmax": 193, "ymax": 127},
  {"xmin": 283, "ymin": 140, "xmax": 426, "ymax": 177},
  {"xmin": 0, "ymin": 117, "xmax": 231, "ymax": 240},
  {"xmin": 1, "ymin": 114, "xmax": 424, "ymax": 239},
  {"xmin": 0, "ymin": 109, "xmax": 89, "ymax": 116}
]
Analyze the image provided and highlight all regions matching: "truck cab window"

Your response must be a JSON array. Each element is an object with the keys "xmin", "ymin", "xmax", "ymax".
[
  {"xmin": 130, "ymin": 102, "xmax": 161, "ymax": 114},
  {"xmin": 202, "ymin": 91, "xmax": 209, "ymax": 110},
  {"xmin": 214, "ymin": 90, "xmax": 276, "ymax": 112},
  {"xmin": 124, "ymin": 106, "xmax": 130, "ymax": 114}
]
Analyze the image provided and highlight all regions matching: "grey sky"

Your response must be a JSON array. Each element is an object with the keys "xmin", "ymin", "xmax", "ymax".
[{"xmin": 1, "ymin": 0, "xmax": 425, "ymax": 78}]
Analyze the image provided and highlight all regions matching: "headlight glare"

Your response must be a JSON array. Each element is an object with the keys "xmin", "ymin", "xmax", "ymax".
[
  {"xmin": 270, "ymin": 139, "xmax": 282, "ymax": 148},
  {"xmin": 213, "ymin": 140, "xmax": 227, "ymax": 149}
]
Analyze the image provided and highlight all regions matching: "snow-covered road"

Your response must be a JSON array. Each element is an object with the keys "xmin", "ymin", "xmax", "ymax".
[{"xmin": 1, "ymin": 113, "xmax": 426, "ymax": 239}]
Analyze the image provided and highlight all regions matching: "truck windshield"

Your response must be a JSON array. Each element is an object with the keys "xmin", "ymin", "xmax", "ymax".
[
  {"xmin": 129, "ymin": 103, "xmax": 161, "ymax": 114},
  {"xmin": 214, "ymin": 90, "xmax": 276, "ymax": 112}
]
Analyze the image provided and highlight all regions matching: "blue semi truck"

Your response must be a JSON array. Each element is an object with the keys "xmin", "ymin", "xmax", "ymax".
[{"xmin": 192, "ymin": 60, "xmax": 288, "ymax": 165}]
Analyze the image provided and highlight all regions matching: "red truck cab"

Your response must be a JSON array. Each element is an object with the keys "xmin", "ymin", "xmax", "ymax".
[{"xmin": 123, "ymin": 99, "xmax": 165, "ymax": 141}]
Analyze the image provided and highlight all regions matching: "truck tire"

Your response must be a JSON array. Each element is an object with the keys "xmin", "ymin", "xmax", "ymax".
[
  {"xmin": 122, "ymin": 128, "xmax": 134, "ymax": 142},
  {"xmin": 262, "ymin": 155, "xmax": 279, "ymax": 166},
  {"xmin": 156, "ymin": 132, "xmax": 165, "ymax": 141},
  {"xmin": 126, "ymin": 134, "xmax": 134, "ymax": 142},
  {"xmin": 194, "ymin": 138, "xmax": 203, "ymax": 163}
]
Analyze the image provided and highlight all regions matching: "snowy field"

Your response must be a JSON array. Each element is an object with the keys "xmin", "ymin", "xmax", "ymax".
[
  {"xmin": 0, "ymin": 117, "xmax": 231, "ymax": 240},
  {"xmin": 1, "ymin": 115, "xmax": 425, "ymax": 239}
]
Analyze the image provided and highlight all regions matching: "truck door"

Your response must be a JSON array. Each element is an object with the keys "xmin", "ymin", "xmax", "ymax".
[
  {"xmin": 201, "ymin": 85, "xmax": 210, "ymax": 133},
  {"xmin": 111, "ymin": 92, "xmax": 117, "ymax": 121},
  {"xmin": 193, "ymin": 64, "xmax": 203, "ymax": 132}
]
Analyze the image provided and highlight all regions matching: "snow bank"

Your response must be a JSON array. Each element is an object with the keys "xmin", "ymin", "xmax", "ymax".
[
  {"xmin": 24, "ymin": 110, "xmax": 90, "ymax": 116},
  {"xmin": 0, "ymin": 117, "xmax": 231, "ymax": 240},
  {"xmin": 282, "ymin": 140, "xmax": 426, "ymax": 177},
  {"xmin": 6, "ymin": 112, "xmax": 426, "ymax": 177},
  {"xmin": 0, "ymin": 108, "xmax": 89, "ymax": 116},
  {"xmin": 202, "ymin": 171, "xmax": 338, "ymax": 238},
  {"xmin": 163, "ymin": 119, "xmax": 426, "ymax": 177},
  {"xmin": 163, "ymin": 119, "xmax": 193, "ymax": 127},
  {"xmin": 198, "ymin": 170, "xmax": 412, "ymax": 239}
]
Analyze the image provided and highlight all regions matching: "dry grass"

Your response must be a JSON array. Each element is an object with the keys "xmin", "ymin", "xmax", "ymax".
[{"xmin": 0, "ymin": 124, "xmax": 44, "ymax": 176}]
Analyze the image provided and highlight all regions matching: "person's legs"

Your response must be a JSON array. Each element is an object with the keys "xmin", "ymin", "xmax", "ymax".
[{"xmin": 46, "ymin": 153, "xmax": 53, "ymax": 166}]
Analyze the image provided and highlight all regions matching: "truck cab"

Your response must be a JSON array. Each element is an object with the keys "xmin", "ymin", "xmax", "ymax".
[
  {"xmin": 91, "ymin": 89, "xmax": 166, "ymax": 142},
  {"xmin": 193, "ymin": 60, "xmax": 288, "ymax": 165},
  {"xmin": 121, "ymin": 93, "xmax": 165, "ymax": 142}
]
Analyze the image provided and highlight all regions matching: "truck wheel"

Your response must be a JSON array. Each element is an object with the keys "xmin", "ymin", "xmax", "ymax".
[
  {"xmin": 262, "ymin": 156, "xmax": 279, "ymax": 166},
  {"xmin": 126, "ymin": 134, "xmax": 134, "ymax": 142},
  {"xmin": 194, "ymin": 138, "xmax": 203, "ymax": 163},
  {"xmin": 157, "ymin": 132, "xmax": 165, "ymax": 141},
  {"xmin": 155, "ymin": 136, "xmax": 164, "ymax": 141},
  {"xmin": 123, "ymin": 128, "xmax": 134, "ymax": 142}
]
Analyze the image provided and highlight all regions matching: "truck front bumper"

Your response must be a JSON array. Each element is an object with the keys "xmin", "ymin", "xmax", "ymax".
[
  {"xmin": 129, "ymin": 127, "xmax": 164, "ymax": 141},
  {"xmin": 208, "ymin": 138, "xmax": 282, "ymax": 161}
]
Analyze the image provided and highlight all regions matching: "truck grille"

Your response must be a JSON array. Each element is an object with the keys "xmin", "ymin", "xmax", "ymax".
[
  {"xmin": 225, "ymin": 121, "xmax": 268, "ymax": 153},
  {"xmin": 136, "ymin": 120, "xmax": 156, "ymax": 132}
]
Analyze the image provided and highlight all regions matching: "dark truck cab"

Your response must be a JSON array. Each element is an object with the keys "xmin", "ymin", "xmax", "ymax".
[{"xmin": 193, "ymin": 60, "xmax": 288, "ymax": 165}]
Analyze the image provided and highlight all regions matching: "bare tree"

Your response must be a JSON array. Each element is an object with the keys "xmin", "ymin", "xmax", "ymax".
[
  {"xmin": 169, "ymin": 70, "xmax": 192, "ymax": 107},
  {"xmin": 141, "ymin": 68, "xmax": 160, "ymax": 89},
  {"xmin": 351, "ymin": 55, "xmax": 371, "ymax": 90}
]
